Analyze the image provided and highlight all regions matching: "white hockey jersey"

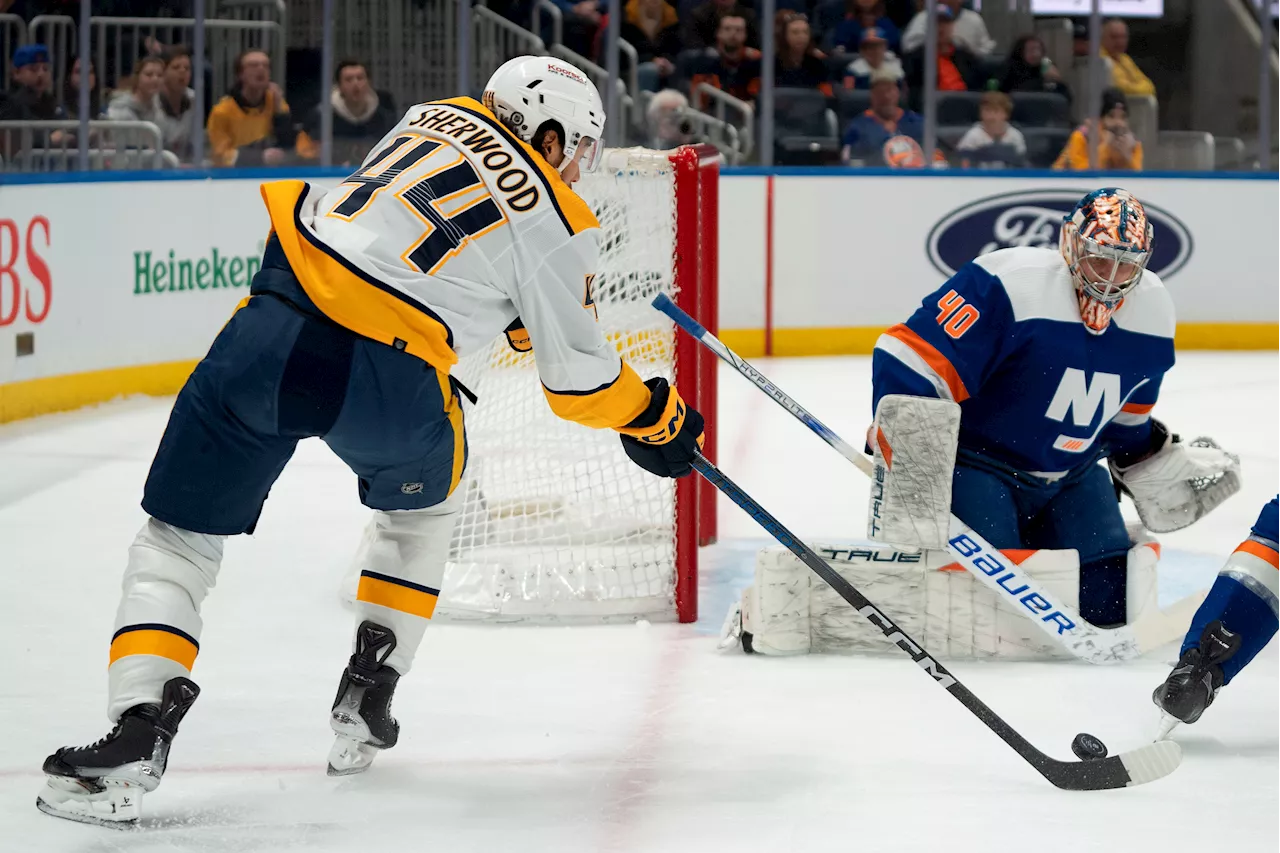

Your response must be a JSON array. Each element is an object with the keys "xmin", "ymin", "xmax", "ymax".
[{"xmin": 258, "ymin": 96, "xmax": 651, "ymax": 429}]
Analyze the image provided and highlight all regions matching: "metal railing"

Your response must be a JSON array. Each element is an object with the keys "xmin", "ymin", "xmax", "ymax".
[
  {"xmin": 0, "ymin": 120, "xmax": 176, "ymax": 171},
  {"xmin": 531, "ymin": 0, "xmax": 563, "ymax": 51},
  {"xmin": 473, "ymin": 5, "xmax": 545, "ymax": 97},
  {"xmin": 28, "ymin": 15, "xmax": 77, "ymax": 103},
  {"xmin": 693, "ymin": 83, "xmax": 755, "ymax": 159},
  {"xmin": 90, "ymin": 18, "xmax": 285, "ymax": 96},
  {"xmin": 0, "ymin": 14, "xmax": 26, "ymax": 93},
  {"xmin": 330, "ymin": 0, "xmax": 458, "ymax": 106}
]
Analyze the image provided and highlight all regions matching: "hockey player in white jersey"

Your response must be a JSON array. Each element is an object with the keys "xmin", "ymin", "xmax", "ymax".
[
  {"xmin": 37, "ymin": 56, "xmax": 705, "ymax": 826},
  {"xmin": 870, "ymin": 188, "xmax": 1239, "ymax": 628}
]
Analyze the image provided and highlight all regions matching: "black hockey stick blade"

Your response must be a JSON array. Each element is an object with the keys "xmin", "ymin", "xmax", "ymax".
[{"xmin": 690, "ymin": 452, "xmax": 1182, "ymax": 790}]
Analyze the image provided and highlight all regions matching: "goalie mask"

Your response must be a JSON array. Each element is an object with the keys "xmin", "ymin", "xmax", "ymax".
[
  {"xmin": 482, "ymin": 56, "xmax": 606, "ymax": 176},
  {"xmin": 1059, "ymin": 188, "xmax": 1154, "ymax": 334}
]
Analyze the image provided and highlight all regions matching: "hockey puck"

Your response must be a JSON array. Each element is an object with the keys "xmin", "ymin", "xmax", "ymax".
[{"xmin": 1071, "ymin": 732, "xmax": 1109, "ymax": 760}]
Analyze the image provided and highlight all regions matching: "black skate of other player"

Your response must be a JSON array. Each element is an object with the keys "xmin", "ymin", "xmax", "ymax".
[{"xmin": 1153, "ymin": 621, "xmax": 1241, "ymax": 733}]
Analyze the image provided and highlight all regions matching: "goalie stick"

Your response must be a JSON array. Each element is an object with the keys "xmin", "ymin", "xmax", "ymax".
[
  {"xmin": 653, "ymin": 293, "xmax": 1200, "ymax": 665},
  {"xmin": 689, "ymin": 450, "xmax": 1181, "ymax": 789}
]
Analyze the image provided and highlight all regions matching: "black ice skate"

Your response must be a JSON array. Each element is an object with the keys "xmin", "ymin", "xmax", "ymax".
[
  {"xmin": 328, "ymin": 621, "xmax": 402, "ymax": 776},
  {"xmin": 1153, "ymin": 621, "xmax": 1241, "ymax": 738},
  {"xmin": 37, "ymin": 676, "xmax": 199, "ymax": 827}
]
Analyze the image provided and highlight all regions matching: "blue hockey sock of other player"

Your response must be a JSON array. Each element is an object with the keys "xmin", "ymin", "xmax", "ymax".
[
  {"xmin": 1182, "ymin": 498, "xmax": 1279, "ymax": 684},
  {"xmin": 1079, "ymin": 554, "xmax": 1128, "ymax": 627}
]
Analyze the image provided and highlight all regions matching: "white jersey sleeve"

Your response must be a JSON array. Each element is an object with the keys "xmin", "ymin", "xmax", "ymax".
[{"xmin": 256, "ymin": 96, "xmax": 652, "ymax": 430}]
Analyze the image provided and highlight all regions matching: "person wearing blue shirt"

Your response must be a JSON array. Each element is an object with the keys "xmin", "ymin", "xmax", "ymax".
[{"xmin": 840, "ymin": 69, "xmax": 922, "ymax": 165}]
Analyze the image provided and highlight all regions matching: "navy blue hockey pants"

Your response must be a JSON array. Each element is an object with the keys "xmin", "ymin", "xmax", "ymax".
[{"xmin": 951, "ymin": 449, "xmax": 1132, "ymax": 626}]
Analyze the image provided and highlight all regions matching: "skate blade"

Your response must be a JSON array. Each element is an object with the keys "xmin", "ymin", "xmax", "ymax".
[
  {"xmin": 36, "ymin": 776, "xmax": 143, "ymax": 828},
  {"xmin": 1154, "ymin": 713, "xmax": 1181, "ymax": 742},
  {"xmin": 326, "ymin": 735, "xmax": 380, "ymax": 777}
]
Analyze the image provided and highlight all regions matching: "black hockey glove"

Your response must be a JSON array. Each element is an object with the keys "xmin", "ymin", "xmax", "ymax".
[{"xmin": 618, "ymin": 377, "xmax": 704, "ymax": 479}]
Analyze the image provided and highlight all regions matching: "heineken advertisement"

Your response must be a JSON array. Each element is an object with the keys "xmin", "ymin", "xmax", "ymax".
[
  {"xmin": 0, "ymin": 176, "xmax": 343, "ymax": 387},
  {"xmin": 133, "ymin": 246, "xmax": 263, "ymax": 295}
]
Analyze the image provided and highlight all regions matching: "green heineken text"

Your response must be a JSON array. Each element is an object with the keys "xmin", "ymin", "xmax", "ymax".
[{"xmin": 133, "ymin": 248, "xmax": 261, "ymax": 294}]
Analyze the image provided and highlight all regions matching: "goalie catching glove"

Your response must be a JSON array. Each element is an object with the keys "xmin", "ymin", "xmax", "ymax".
[
  {"xmin": 1109, "ymin": 420, "xmax": 1240, "ymax": 534},
  {"xmin": 618, "ymin": 377, "xmax": 704, "ymax": 478}
]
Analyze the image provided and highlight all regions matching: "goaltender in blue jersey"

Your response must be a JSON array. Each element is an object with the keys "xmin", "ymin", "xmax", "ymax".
[
  {"xmin": 35, "ymin": 56, "xmax": 707, "ymax": 828},
  {"xmin": 871, "ymin": 188, "xmax": 1240, "ymax": 628}
]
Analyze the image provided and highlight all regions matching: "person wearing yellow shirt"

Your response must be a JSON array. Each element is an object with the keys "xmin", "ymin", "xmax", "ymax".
[
  {"xmin": 1101, "ymin": 19, "xmax": 1155, "ymax": 98},
  {"xmin": 1053, "ymin": 88, "xmax": 1143, "ymax": 171},
  {"xmin": 205, "ymin": 49, "xmax": 296, "ymax": 167}
]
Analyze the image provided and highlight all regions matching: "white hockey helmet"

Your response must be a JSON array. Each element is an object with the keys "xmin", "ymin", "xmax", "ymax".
[{"xmin": 483, "ymin": 55, "xmax": 606, "ymax": 174}]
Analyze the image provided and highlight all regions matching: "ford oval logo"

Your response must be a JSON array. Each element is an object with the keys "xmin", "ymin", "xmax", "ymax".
[{"xmin": 926, "ymin": 189, "xmax": 1193, "ymax": 279}]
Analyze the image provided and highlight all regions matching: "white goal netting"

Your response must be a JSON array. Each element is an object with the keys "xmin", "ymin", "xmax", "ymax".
[{"xmin": 437, "ymin": 148, "xmax": 688, "ymax": 622}]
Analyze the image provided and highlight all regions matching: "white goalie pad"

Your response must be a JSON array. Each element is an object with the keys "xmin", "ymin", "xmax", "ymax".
[
  {"xmin": 732, "ymin": 526, "xmax": 1172, "ymax": 661},
  {"xmin": 866, "ymin": 394, "xmax": 960, "ymax": 551},
  {"xmin": 1111, "ymin": 436, "xmax": 1241, "ymax": 534}
]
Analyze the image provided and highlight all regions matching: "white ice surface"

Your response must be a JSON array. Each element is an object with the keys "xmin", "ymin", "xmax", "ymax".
[{"xmin": 0, "ymin": 353, "xmax": 1275, "ymax": 852}]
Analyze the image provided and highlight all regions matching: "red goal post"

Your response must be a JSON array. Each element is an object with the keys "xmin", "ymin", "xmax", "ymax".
[{"xmin": 435, "ymin": 145, "xmax": 719, "ymax": 625}]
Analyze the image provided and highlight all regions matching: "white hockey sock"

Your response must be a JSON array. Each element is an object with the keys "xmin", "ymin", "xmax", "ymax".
[
  {"xmin": 352, "ymin": 492, "xmax": 460, "ymax": 675},
  {"xmin": 108, "ymin": 518, "xmax": 224, "ymax": 721}
]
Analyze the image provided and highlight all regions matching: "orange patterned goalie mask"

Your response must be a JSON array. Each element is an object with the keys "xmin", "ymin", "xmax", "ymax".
[{"xmin": 1059, "ymin": 188, "xmax": 1154, "ymax": 334}]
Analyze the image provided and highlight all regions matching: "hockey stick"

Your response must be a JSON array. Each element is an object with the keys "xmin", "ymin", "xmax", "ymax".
[
  {"xmin": 654, "ymin": 293, "xmax": 1194, "ymax": 664},
  {"xmin": 690, "ymin": 450, "xmax": 1181, "ymax": 789}
]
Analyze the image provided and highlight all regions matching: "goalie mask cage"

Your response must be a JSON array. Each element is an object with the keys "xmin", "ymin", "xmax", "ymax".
[{"xmin": 439, "ymin": 145, "xmax": 719, "ymax": 624}]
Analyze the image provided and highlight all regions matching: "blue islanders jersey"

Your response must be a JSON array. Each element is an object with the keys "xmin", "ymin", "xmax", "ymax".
[{"xmin": 872, "ymin": 247, "xmax": 1176, "ymax": 477}]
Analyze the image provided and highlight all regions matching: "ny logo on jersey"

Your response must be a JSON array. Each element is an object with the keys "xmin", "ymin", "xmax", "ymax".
[{"xmin": 1044, "ymin": 368, "xmax": 1144, "ymax": 453}]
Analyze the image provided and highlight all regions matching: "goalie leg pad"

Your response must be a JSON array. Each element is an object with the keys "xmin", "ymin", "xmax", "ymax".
[{"xmin": 867, "ymin": 394, "xmax": 960, "ymax": 550}]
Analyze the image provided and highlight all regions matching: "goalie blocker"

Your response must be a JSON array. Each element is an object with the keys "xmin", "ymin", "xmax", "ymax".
[{"xmin": 726, "ymin": 527, "xmax": 1184, "ymax": 659}]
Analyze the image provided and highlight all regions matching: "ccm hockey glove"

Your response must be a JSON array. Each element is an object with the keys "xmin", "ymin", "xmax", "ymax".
[{"xmin": 618, "ymin": 377, "xmax": 704, "ymax": 478}]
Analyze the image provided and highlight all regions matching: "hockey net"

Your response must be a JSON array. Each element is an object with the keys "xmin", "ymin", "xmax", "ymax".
[{"xmin": 435, "ymin": 145, "xmax": 719, "ymax": 624}]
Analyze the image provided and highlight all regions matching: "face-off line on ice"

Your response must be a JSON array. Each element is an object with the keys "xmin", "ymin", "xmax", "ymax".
[{"xmin": 26, "ymin": 51, "xmax": 1277, "ymax": 833}]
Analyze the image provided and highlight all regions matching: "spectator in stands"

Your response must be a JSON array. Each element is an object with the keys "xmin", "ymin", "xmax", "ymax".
[
  {"xmin": 955, "ymin": 90, "xmax": 1025, "ymax": 168},
  {"xmin": 842, "ymin": 27, "xmax": 903, "ymax": 90},
  {"xmin": 826, "ymin": 0, "xmax": 900, "ymax": 55},
  {"xmin": 296, "ymin": 59, "xmax": 399, "ymax": 166},
  {"xmin": 685, "ymin": 0, "xmax": 759, "ymax": 50},
  {"xmin": 106, "ymin": 56, "xmax": 165, "ymax": 125},
  {"xmin": 542, "ymin": 0, "xmax": 604, "ymax": 59},
  {"xmin": 155, "ymin": 47, "xmax": 197, "ymax": 163},
  {"xmin": 775, "ymin": 11, "xmax": 832, "ymax": 95},
  {"xmin": 621, "ymin": 0, "xmax": 682, "ymax": 92},
  {"xmin": 1101, "ymin": 18, "xmax": 1155, "ymax": 98},
  {"xmin": 903, "ymin": 5, "xmax": 982, "ymax": 104},
  {"xmin": 998, "ymin": 34, "xmax": 1071, "ymax": 104},
  {"xmin": 690, "ymin": 15, "xmax": 762, "ymax": 106},
  {"xmin": 901, "ymin": 0, "xmax": 994, "ymax": 57},
  {"xmin": 0, "ymin": 44, "xmax": 56, "ymax": 122},
  {"xmin": 206, "ymin": 49, "xmax": 294, "ymax": 168},
  {"xmin": 1053, "ymin": 87, "xmax": 1143, "ymax": 171},
  {"xmin": 646, "ymin": 88, "xmax": 694, "ymax": 150},
  {"xmin": 61, "ymin": 57, "xmax": 105, "ymax": 119},
  {"xmin": 841, "ymin": 67, "xmax": 925, "ymax": 165},
  {"xmin": 48, "ymin": 57, "xmax": 105, "ymax": 150}
]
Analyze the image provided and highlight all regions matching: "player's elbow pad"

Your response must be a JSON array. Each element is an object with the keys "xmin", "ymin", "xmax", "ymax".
[{"xmin": 617, "ymin": 377, "xmax": 704, "ymax": 479}]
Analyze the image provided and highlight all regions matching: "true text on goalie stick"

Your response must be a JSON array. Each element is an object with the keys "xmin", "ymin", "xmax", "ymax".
[
  {"xmin": 651, "ymin": 292, "xmax": 1182, "ymax": 665},
  {"xmin": 689, "ymin": 450, "xmax": 1181, "ymax": 790}
]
